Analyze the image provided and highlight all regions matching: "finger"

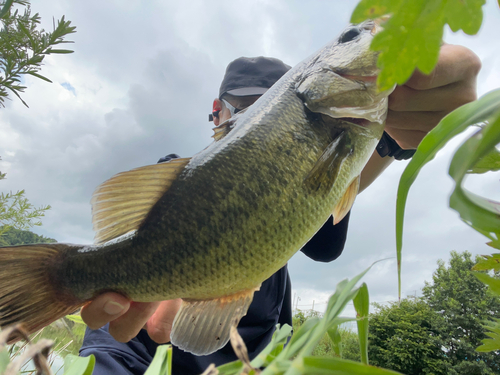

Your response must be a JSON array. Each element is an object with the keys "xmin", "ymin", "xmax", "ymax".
[
  {"xmin": 388, "ymin": 79, "xmax": 476, "ymax": 113},
  {"xmin": 108, "ymin": 301, "xmax": 161, "ymax": 343},
  {"xmin": 81, "ymin": 292, "xmax": 130, "ymax": 330},
  {"xmin": 146, "ymin": 299, "xmax": 182, "ymax": 344},
  {"xmin": 385, "ymin": 109, "xmax": 447, "ymax": 132},
  {"xmin": 404, "ymin": 44, "xmax": 481, "ymax": 90},
  {"xmin": 385, "ymin": 128, "xmax": 427, "ymax": 150}
]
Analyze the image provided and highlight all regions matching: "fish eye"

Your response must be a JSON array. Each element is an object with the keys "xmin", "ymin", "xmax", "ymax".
[{"xmin": 339, "ymin": 27, "xmax": 361, "ymax": 43}]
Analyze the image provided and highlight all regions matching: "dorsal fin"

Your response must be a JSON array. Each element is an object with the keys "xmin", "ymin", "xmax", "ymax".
[
  {"xmin": 332, "ymin": 176, "xmax": 359, "ymax": 224},
  {"xmin": 91, "ymin": 158, "xmax": 190, "ymax": 244}
]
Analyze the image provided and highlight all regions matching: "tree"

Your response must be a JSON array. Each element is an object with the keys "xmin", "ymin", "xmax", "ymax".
[
  {"xmin": 0, "ymin": 158, "xmax": 51, "ymax": 238},
  {"xmin": 422, "ymin": 251, "xmax": 500, "ymax": 374},
  {"xmin": 0, "ymin": 0, "xmax": 76, "ymax": 107},
  {"xmin": 368, "ymin": 298, "xmax": 449, "ymax": 375},
  {"xmin": 0, "ymin": 0, "xmax": 74, "ymax": 235},
  {"xmin": 0, "ymin": 227, "xmax": 55, "ymax": 245}
]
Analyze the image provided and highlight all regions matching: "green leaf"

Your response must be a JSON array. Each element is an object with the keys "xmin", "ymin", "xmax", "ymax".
[
  {"xmin": 323, "ymin": 267, "xmax": 372, "ymax": 326},
  {"xmin": 65, "ymin": 314, "xmax": 86, "ymax": 325},
  {"xmin": 351, "ymin": 0, "xmax": 485, "ymax": 91},
  {"xmin": 472, "ymin": 254, "xmax": 500, "ymax": 272},
  {"xmin": 0, "ymin": 346, "xmax": 9, "ymax": 374},
  {"xmin": 302, "ymin": 356, "xmax": 404, "ymax": 374},
  {"xmin": 216, "ymin": 360, "xmax": 244, "ymax": 375},
  {"xmin": 217, "ymin": 324, "xmax": 293, "ymax": 374},
  {"xmin": 371, "ymin": 1, "xmax": 444, "ymax": 91},
  {"xmin": 279, "ymin": 316, "xmax": 320, "ymax": 359},
  {"xmin": 448, "ymin": 112, "xmax": 500, "ymax": 234},
  {"xmin": 396, "ymin": 88, "xmax": 500, "ymax": 299},
  {"xmin": 473, "ymin": 272, "xmax": 500, "ymax": 295},
  {"xmin": 26, "ymin": 71, "xmax": 53, "ymax": 83},
  {"xmin": 144, "ymin": 345, "xmax": 172, "ymax": 375},
  {"xmin": 325, "ymin": 318, "xmax": 358, "ymax": 359},
  {"xmin": 351, "ymin": 0, "xmax": 402, "ymax": 22},
  {"xmin": 443, "ymin": 0, "xmax": 485, "ymax": 34},
  {"xmin": 46, "ymin": 48, "xmax": 74, "ymax": 54},
  {"xmin": 469, "ymin": 148, "xmax": 500, "ymax": 173},
  {"xmin": 327, "ymin": 327, "xmax": 343, "ymax": 357},
  {"xmin": 64, "ymin": 354, "xmax": 95, "ymax": 375},
  {"xmin": 353, "ymin": 283, "xmax": 369, "ymax": 365},
  {"xmin": 0, "ymin": 0, "xmax": 14, "ymax": 19},
  {"xmin": 487, "ymin": 239, "xmax": 500, "ymax": 250},
  {"xmin": 252, "ymin": 324, "xmax": 293, "ymax": 368},
  {"xmin": 476, "ymin": 318, "xmax": 500, "ymax": 352}
]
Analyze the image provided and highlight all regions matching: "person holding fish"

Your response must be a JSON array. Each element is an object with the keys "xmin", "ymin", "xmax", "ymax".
[
  {"xmin": 0, "ymin": 21, "xmax": 480, "ymax": 375},
  {"xmin": 78, "ymin": 39, "xmax": 480, "ymax": 375}
]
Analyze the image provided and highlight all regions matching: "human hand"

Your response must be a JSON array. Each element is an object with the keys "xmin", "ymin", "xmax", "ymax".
[
  {"xmin": 385, "ymin": 43, "xmax": 481, "ymax": 149},
  {"xmin": 80, "ymin": 292, "xmax": 182, "ymax": 343}
]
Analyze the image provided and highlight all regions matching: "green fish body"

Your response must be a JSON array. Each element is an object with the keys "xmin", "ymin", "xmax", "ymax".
[{"xmin": 0, "ymin": 20, "xmax": 393, "ymax": 355}]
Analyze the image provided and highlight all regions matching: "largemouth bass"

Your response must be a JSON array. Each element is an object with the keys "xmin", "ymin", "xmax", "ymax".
[{"xmin": 0, "ymin": 19, "xmax": 393, "ymax": 355}]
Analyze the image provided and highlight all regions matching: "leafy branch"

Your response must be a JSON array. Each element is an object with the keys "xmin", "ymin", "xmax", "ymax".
[
  {"xmin": 0, "ymin": 189, "xmax": 51, "ymax": 237},
  {"xmin": 0, "ymin": 0, "xmax": 76, "ymax": 107},
  {"xmin": 351, "ymin": 0, "xmax": 486, "ymax": 91},
  {"xmin": 0, "ymin": 157, "xmax": 51, "ymax": 240}
]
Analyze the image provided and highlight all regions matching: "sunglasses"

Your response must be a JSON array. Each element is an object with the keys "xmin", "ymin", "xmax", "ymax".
[{"xmin": 209, "ymin": 99, "xmax": 246, "ymax": 122}]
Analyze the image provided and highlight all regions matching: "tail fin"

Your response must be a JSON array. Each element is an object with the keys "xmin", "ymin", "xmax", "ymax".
[{"xmin": 0, "ymin": 243, "xmax": 83, "ymax": 341}]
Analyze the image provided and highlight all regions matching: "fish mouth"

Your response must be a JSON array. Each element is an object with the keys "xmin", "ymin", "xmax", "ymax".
[
  {"xmin": 341, "ymin": 117, "xmax": 371, "ymax": 127},
  {"xmin": 337, "ymin": 73, "xmax": 378, "ymax": 83}
]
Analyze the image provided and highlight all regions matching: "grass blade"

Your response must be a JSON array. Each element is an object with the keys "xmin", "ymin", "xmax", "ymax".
[
  {"xmin": 353, "ymin": 283, "xmax": 369, "ymax": 365},
  {"xmin": 396, "ymin": 88, "xmax": 500, "ymax": 300},
  {"xmin": 302, "ymin": 356, "xmax": 404, "ymax": 374}
]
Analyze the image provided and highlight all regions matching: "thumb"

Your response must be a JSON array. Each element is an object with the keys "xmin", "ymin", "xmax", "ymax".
[
  {"xmin": 146, "ymin": 299, "xmax": 182, "ymax": 344},
  {"xmin": 81, "ymin": 292, "xmax": 130, "ymax": 330}
]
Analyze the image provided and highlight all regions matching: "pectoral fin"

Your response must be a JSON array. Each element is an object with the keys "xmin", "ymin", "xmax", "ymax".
[
  {"xmin": 170, "ymin": 287, "xmax": 259, "ymax": 355},
  {"xmin": 304, "ymin": 131, "xmax": 353, "ymax": 193},
  {"xmin": 91, "ymin": 158, "xmax": 190, "ymax": 244},
  {"xmin": 332, "ymin": 176, "xmax": 360, "ymax": 224}
]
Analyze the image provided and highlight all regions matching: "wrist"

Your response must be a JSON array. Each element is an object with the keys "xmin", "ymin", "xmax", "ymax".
[{"xmin": 376, "ymin": 132, "xmax": 416, "ymax": 161}]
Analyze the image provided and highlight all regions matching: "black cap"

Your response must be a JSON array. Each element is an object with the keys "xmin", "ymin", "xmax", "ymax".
[{"xmin": 218, "ymin": 56, "xmax": 291, "ymax": 99}]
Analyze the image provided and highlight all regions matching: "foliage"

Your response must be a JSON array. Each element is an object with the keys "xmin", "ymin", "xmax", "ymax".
[
  {"xmin": 31, "ymin": 317, "xmax": 86, "ymax": 358},
  {"xmin": 0, "ymin": 0, "xmax": 76, "ymax": 107},
  {"xmin": 359, "ymin": 252, "xmax": 500, "ymax": 374},
  {"xmin": 368, "ymin": 299, "xmax": 449, "ymax": 375},
  {"xmin": 0, "ymin": 324, "xmax": 94, "ymax": 375},
  {"xmin": 351, "ymin": 0, "xmax": 485, "ymax": 91},
  {"xmin": 144, "ymin": 345, "xmax": 172, "ymax": 375},
  {"xmin": 0, "ymin": 190, "xmax": 51, "ymax": 238},
  {"xmin": 143, "ymin": 267, "xmax": 401, "ymax": 375},
  {"xmin": 0, "ymin": 158, "xmax": 51, "ymax": 239},
  {"xmin": 422, "ymin": 251, "xmax": 500, "ymax": 374},
  {"xmin": 394, "ymin": 86, "xmax": 500, "ymax": 357},
  {"xmin": 356, "ymin": 0, "xmax": 500, "ymax": 358},
  {"xmin": 0, "ymin": 227, "xmax": 55, "ymax": 246},
  {"xmin": 292, "ymin": 310, "xmax": 361, "ymax": 360}
]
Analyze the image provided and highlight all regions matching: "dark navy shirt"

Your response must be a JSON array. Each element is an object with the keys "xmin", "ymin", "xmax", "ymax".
[{"xmin": 79, "ymin": 153, "xmax": 350, "ymax": 375}]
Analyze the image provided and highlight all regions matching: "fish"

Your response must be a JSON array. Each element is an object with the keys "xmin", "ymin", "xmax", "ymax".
[{"xmin": 0, "ymin": 19, "xmax": 394, "ymax": 355}]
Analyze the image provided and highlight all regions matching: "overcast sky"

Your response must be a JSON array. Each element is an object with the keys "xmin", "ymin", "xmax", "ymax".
[{"xmin": 1, "ymin": 0, "xmax": 499, "ymax": 318}]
